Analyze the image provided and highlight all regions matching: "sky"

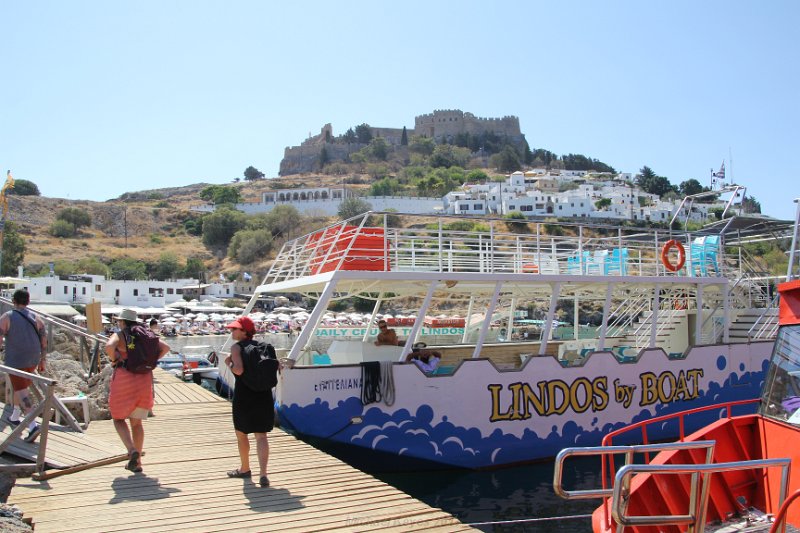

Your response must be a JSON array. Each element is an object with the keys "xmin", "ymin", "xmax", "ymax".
[{"xmin": 1, "ymin": 1, "xmax": 798, "ymax": 220}]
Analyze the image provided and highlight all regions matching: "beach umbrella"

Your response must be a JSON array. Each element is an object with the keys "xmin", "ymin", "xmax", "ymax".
[
  {"xmin": 275, "ymin": 313, "xmax": 291, "ymax": 321},
  {"xmin": 184, "ymin": 313, "xmax": 197, "ymax": 319},
  {"xmin": 160, "ymin": 313, "xmax": 172, "ymax": 319},
  {"xmin": 273, "ymin": 306, "xmax": 292, "ymax": 312},
  {"xmin": 195, "ymin": 313, "xmax": 209, "ymax": 321}
]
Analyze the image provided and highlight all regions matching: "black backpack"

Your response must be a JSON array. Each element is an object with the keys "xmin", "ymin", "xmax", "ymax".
[
  {"xmin": 122, "ymin": 325, "xmax": 162, "ymax": 374},
  {"xmin": 239, "ymin": 340, "xmax": 278, "ymax": 392}
]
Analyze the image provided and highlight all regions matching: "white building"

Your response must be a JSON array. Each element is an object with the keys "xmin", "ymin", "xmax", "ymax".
[
  {"xmin": 191, "ymin": 186, "xmax": 444, "ymax": 217},
  {"xmin": 17, "ymin": 274, "xmax": 236, "ymax": 309}
]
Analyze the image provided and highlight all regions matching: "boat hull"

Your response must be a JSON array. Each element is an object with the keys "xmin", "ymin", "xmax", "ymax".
[{"xmin": 275, "ymin": 342, "xmax": 771, "ymax": 469}]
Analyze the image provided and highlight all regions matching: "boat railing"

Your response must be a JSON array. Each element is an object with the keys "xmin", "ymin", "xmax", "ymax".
[
  {"xmin": 606, "ymin": 293, "xmax": 649, "ymax": 338},
  {"xmin": 749, "ymin": 292, "xmax": 781, "ymax": 341},
  {"xmin": 601, "ymin": 398, "xmax": 759, "ymax": 452},
  {"xmin": 264, "ymin": 213, "xmax": 745, "ymax": 284},
  {"xmin": 609, "ymin": 458, "xmax": 790, "ymax": 531},
  {"xmin": 554, "ymin": 441, "xmax": 716, "ymax": 531}
]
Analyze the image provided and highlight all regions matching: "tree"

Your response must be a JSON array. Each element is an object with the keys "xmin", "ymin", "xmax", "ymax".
[
  {"xmin": 201, "ymin": 206, "xmax": 247, "ymax": 246},
  {"xmin": 57, "ymin": 207, "xmax": 92, "ymax": 229},
  {"xmin": 49, "ymin": 219, "xmax": 76, "ymax": 237},
  {"xmin": 595, "ymin": 198, "xmax": 612, "ymax": 210},
  {"xmin": 342, "ymin": 128, "xmax": 357, "ymax": 144},
  {"xmin": 636, "ymin": 166, "xmax": 677, "ymax": 197},
  {"xmin": 465, "ymin": 169, "xmax": 489, "ymax": 183},
  {"xmin": 409, "ymin": 135, "xmax": 435, "ymax": 156},
  {"xmin": 430, "ymin": 144, "xmax": 470, "ymax": 168},
  {"xmin": 319, "ymin": 146, "xmax": 329, "ymax": 168},
  {"xmin": 182, "ymin": 257, "xmax": 206, "ymax": 280},
  {"xmin": 369, "ymin": 178, "xmax": 400, "ymax": 197},
  {"xmin": 1, "ymin": 222, "xmax": 24, "ymax": 276},
  {"xmin": 490, "ymin": 146, "xmax": 522, "ymax": 173},
  {"xmin": 400, "ymin": 126, "xmax": 408, "ymax": 146},
  {"xmin": 110, "ymin": 257, "xmax": 147, "ymax": 280},
  {"xmin": 243, "ymin": 166, "xmax": 265, "ymax": 181},
  {"xmin": 151, "ymin": 252, "xmax": 180, "ymax": 280},
  {"xmin": 368, "ymin": 137, "xmax": 389, "ymax": 161},
  {"xmin": 228, "ymin": 229, "xmax": 273, "ymax": 264},
  {"xmin": 200, "ymin": 185, "xmax": 241, "ymax": 205},
  {"xmin": 355, "ymin": 123, "xmax": 373, "ymax": 144},
  {"xmin": 8, "ymin": 179, "xmax": 40, "ymax": 196},
  {"xmin": 338, "ymin": 197, "xmax": 372, "ymax": 220},
  {"xmin": 77, "ymin": 257, "xmax": 109, "ymax": 276},
  {"xmin": 679, "ymin": 179, "xmax": 705, "ymax": 197},
  {"xmin": 261, "ymin": 205, "xmax": 302, "ymax": 239},
  {"xmin": 742, "ymin": 195, "xmax": 761, "ymax": 214}
]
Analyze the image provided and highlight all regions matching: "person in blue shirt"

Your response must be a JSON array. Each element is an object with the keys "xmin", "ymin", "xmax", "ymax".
[{"xmin": 405, "ymin": 342, "xmax": 441, "ymax": 373}]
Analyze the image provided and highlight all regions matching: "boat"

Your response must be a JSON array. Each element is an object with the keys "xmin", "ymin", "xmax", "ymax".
[
  {"xmin": 158, "ymin": 346, "xmax": 218, "ymax": 383},
  {"xmin": 554, "ymin": 198, "xmax": 800, "ymax": 531},
  {"xmin": 217, "ymin": 208, "xmax": 795, "ymax": 469}
]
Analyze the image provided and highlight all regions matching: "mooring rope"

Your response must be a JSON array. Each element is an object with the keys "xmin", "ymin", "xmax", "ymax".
[
  {"xmin": 466, "ymin": 513, "xmax": 593, "ymax": 527},
  {"xmin": 379, "ymin": 360, "xmax": 395, "ymax": 406},
  {"xmin": 360, "ymin": 361, "xmax": 382, "ymax": 405}
]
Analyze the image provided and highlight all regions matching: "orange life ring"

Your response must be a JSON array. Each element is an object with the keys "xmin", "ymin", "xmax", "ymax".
[
  {"xmin": 661, "ymin": 240, "xmax": 686, "ymax": 272},
  {"xmin": 522, "ymin": 263, "xmax": 539, "ymax": 274}
]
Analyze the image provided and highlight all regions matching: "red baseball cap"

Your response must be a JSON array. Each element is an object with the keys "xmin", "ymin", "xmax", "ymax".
[{"xmin": 225, "ymin": 316, "xmax": 256, "ymax": 335}]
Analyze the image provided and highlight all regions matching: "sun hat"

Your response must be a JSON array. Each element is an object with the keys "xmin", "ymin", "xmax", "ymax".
[
  {"xmin": 114, "ymin": 309, "xmax": 141, "ymax": 323},
  {"xmin": 225, "ymin": 316, "xmax": 256, "ymax": 335},
  {"xmin": 413, "ymin": 342, "xmax": 427, "ymax": 350}
]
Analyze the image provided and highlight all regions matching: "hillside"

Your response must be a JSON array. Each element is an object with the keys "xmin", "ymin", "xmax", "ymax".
[{"xmin": 5, "ymin": 175, "xmax": 353, "ymax": 278}]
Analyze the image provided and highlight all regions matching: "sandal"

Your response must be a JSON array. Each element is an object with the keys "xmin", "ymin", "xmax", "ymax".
[
  {"xmin": 259, "ymin": 475, "xmax": 270, "ymax": 487},
  {"xmin": 226, "ymin": 469, "xmax": 251, "ymax": 478},
  {"xmin": 125, "ymin": 450, "xmax": 141, "ymax": 472}
]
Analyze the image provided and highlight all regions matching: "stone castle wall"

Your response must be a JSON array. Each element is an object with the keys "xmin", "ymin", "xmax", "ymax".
[{"xmin": 279, "ymin": 110, "xmax": 523, "ymax": 175}]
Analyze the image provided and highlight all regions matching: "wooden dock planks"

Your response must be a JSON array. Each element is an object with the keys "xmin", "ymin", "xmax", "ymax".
[{"xmin": 9, "ymin": 370, "xmax": 474, "ymax": 532}]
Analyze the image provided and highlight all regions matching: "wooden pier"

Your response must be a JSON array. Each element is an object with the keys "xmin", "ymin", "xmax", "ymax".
[{"xmin": 8, "ymin": 370, "xmax": 474, "ymax": 532}]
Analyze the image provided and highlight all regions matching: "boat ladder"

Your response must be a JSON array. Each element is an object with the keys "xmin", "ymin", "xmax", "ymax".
[{"xmin": 554, "ymin": 441, "xmax": 792, "ymax": 533}]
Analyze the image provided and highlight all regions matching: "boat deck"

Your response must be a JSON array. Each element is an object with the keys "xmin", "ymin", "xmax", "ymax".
[{"xmin": 8, "ymin": 370, "xmax": 473, "ymax": 532}]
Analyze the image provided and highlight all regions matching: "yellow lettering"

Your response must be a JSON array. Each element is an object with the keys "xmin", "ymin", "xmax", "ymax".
[
  {"xmin": 592, "ymin": 377, "xmax": 609, "ymax": 411},
  {"xmin": 640, "ymin": 372, "xmax": 658, "ymax": 406},
  {"xmin": 521, "ymin": 382, "xmax": 546, "ymax": 418},
  {"xmin": 672, "ymin": 370, "xmax": 691, "ymax": 401},
  {"xmin": 657, "ymin": 372, "xmax": 676, "ymax": 403},
  {"xmin": 687, "ymin": 369, "xmax": 704, "ymax": 398},
  {"xmin": 545, "ymin": 380, "xmax": 570, "ymax": 416},
  {"xmin": 570, "ymin": 378, "xmax": 593, "ymax": 414},
  {"xmin": 488, "ymin": 384, "xmax": 513, "ymax": 422}
]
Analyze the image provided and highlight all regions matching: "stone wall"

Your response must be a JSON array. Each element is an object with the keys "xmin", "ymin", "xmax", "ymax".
[{"xmin": 279, "ymin": 109, "xmax": 524, "ymax": 175}]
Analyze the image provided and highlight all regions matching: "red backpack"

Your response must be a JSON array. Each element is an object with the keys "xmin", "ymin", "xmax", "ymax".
[{"xmin": 121, "ymin": 325, "xmax": 162, "ymax": 374}]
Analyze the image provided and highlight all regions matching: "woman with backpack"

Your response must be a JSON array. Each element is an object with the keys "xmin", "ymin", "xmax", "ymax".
[
  {"xmin": 223, "ymin": 316, "xmax": 275, "ymax": 488},
  {"xmin": 105, "ymin": 309, "xmax": 170, "ymax": 473}
]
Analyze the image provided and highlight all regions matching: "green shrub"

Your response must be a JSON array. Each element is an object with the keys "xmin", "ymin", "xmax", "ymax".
[{"xmin": 50, "ymin": 220, "xmax": 76, "ymax": 238}]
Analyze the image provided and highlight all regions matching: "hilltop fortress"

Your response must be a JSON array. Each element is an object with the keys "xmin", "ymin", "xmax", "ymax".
[{"xmin": 279, "ymin": 109, "xmax": 524, "ymax": 175}]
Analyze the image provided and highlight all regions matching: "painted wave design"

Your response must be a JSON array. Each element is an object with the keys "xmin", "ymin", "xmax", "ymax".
[{"xmin": 279, "ymin": 360, "xmax": 767, "ymax": 468}]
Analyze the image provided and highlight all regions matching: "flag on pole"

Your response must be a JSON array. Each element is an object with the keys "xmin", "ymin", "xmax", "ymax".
[
  {"xmin": 243, "ymin": 272, "xmax": 252, "ymax": 281},
  {"xmin": 712, "ymin": 162, "xmax": 725, "ymax": 187},
  {"xmin": 219, "ymin": 272, "xmax": 225, "ymax": 282}
]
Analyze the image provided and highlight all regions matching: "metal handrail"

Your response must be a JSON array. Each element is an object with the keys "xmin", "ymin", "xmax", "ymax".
[
  {"xmin": 554, "ymin": 441, "xmax": 716, "ymax": 500},
  {"xmin": 263, "ymin": 212, "xmax": 763, "ymax": 284},
  {"xmin": 612, "ymin": 458, "xmax": 791, "ymax": 531}
]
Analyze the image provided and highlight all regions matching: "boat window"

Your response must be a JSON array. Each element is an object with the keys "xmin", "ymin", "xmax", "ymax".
[{"xmin": 760, "ymin": 324, "xmax": 800, "ymax": 424}]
